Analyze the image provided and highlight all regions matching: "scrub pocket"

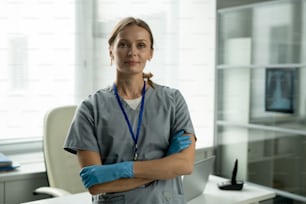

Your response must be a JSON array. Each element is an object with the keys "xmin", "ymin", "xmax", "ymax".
[{"xmin": 92, "ymin": 194, "xmax": 125, "ymax": 204}]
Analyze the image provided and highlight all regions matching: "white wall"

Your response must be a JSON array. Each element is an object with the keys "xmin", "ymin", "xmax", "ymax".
[{"xmin": 177, "ymin": 0, "xmax": 216, "ymax": 148}]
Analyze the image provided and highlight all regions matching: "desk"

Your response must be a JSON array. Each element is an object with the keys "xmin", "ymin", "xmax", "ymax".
[
  {"xmin": 189, "ymin": 175, "xmax": 275, "ymax": 204},
  {"xmin": 22, "ymin": 175, "xmax": 275, "ymax": 204},
  {"xmin": 0, "ymin": 153, "xmax": 50, "ymax": 204}
]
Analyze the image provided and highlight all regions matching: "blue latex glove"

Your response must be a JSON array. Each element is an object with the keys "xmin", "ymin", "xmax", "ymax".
[
  {"xmin": 167, "ymin": 130, "xmax": 192, "ymax": 155},
  {"xmin": 80, "ymin": 161, "xmax": 134, "ymax": 189}
]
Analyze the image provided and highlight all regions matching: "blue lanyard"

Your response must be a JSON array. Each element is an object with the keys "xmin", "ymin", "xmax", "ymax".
[{"xmin": 113, "ymin": 81, "xmax": 146, "ymax": 161}]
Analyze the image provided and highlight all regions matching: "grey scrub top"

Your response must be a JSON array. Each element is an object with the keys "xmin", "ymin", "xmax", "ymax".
[{"xmin": 64, "ymin": 83, "xmax": 195, "ymax": 204}]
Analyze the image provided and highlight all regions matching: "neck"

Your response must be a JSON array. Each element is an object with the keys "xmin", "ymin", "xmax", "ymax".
[{"xmin": 115, "ymin": 76, "xmax": 144, "ymax": 99}]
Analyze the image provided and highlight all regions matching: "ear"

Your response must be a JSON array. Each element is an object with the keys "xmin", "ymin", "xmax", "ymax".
[
  {"xmin": 109, "ymin": 49, "xmax": 113, "ymax": 58},
  {"xmin": 148, "ymin": 49, "xmax": 154, "ymax": 61}
]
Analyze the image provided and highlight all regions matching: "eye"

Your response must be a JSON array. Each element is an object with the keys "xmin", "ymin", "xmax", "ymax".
[
  {"xmin": 118, "ymin": 42, "xmax": 128, "ymax": 48},
  {"xmin": 137, "ymin": 42, "xmax": 146, "ymax": 49}
]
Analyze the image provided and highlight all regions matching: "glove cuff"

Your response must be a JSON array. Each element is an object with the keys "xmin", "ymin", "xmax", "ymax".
[{"xmin": 122, "ymin": 161, "xmax": 134, "ymax": 178}]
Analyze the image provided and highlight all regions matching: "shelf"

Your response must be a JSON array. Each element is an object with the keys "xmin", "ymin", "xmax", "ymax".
[
  {"xmin": 216, "ymin": 0, "xmax": 306, "ymax": 198},
  {"xmin": 248, "ymin": 153, "xmax": 294, "ymax": 164},
  {"xmin": 217, "ymin": 64, "xmax": 306, "ymax": 69},
  {"xmin": 217, "ymin": 120, "xmax": 306, "ymax": 136}
]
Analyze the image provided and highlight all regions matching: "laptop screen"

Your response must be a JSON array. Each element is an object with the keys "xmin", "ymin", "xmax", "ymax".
[{"xmin": 182, "ymin": 156, "xmax": 215, "ymax": 201}]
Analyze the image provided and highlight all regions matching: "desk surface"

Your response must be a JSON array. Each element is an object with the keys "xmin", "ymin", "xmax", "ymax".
[
  {"xmin": 189, "ymin": 176, "xmax": 275, "ymax": 204},
  {"xmin": 0, "ymin": 153, "xmax": 45, "ymax": 182},
  {"xmin": 22, "ymin": 175, "xmax": 275, "ymax": 204}
]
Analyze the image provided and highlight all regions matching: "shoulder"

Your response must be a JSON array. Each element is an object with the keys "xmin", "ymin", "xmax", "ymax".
[
  {"xmin": 153, "ymin": 83, "xmax": 180, "ymax": 94},
  {"xmin": 153, "ymin": 83, "xmax": 184, "ymax": 99},
  {"xmin": 78, "ymin": 86, "xmax": 114, "ymax": 111},
  {"xmin": 83, "ymin": 86, "xmax": 113, "ymax": 103}
]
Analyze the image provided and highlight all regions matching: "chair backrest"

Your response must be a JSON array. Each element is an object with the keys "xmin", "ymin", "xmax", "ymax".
[{"xmin": 43, "ymin": 105, "xmax": 86, "ymax": 194}]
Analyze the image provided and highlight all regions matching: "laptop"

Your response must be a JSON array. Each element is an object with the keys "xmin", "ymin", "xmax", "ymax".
[{"xmin": 182, "ymin": 156, "xmax": 215, "ymax": 201}]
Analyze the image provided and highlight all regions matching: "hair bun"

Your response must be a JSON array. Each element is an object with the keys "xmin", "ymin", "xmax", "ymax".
[
  {"xmin": 143, "ymin": 72, "xmax": 155, "ymax": 88},
  {"xmin": 143, "ymin": 72, "xmax": 153, "ymax": 79}
]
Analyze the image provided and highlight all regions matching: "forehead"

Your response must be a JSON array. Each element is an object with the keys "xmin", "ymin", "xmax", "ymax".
[{"xmin": 116, "ymin": 25, "xmax": 151, "ymax": 41}]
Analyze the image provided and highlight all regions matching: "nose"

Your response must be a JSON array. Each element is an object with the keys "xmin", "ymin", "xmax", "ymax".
[{"xmin": 128, "ymin": 45, "xmax": 137, "ymax": 56}]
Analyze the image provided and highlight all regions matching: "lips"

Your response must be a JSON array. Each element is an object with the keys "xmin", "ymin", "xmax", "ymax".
[{"xmin": 125, "ymin": 61, "xmax": 139, "ymax": 65}]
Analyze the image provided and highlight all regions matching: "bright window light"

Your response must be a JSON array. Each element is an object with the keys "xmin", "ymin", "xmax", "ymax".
[{"xmin": 0, "ymin": 0, "xmax": 75, "ymax": 141}]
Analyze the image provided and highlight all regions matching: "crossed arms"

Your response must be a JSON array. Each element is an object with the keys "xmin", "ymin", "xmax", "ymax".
[{"xmin": 77, "ymin": 132, "xmax": 196, "ymax": 195}]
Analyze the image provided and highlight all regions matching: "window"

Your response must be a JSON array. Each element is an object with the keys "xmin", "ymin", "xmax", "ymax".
[{"xmin": 0, "ymin": 0, "xmax": 76, "ymax": 142}]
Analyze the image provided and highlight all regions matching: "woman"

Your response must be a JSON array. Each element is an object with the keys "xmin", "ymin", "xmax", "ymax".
[{"xmin": 64, "ymin": 17, "xmax": 196, "ymax": 204}]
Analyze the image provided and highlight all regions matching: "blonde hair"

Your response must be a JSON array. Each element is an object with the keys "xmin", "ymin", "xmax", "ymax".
[{"xmin": 109, "ymin": 17, "xmax": 155, "ymax": 88}]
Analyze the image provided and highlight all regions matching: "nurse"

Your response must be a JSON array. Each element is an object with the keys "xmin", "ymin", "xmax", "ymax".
[{"xmin": 64, "ymin": 17, "xmax": 196, "ymax": 204}]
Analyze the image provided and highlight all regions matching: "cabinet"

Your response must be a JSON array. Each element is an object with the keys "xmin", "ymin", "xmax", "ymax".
[
  {"xmin": 0, "ymin": 183, "xmax": 4, "ymax": 203},
  {"xmin": 215, "ymin": 0, "xmax": 306, "ymax": 197},
  {"xmin": 0, "ymin": 154, "xmax": 50, "ymax": 204},
  {"xmin": 4, "ymin": 177, "xmax": 49, "ymax": 204}
]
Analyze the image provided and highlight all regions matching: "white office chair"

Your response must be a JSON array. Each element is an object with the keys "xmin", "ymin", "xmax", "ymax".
[{"xmin": 34, "ymin": 105, "xmax": 86, "ymax": 197}]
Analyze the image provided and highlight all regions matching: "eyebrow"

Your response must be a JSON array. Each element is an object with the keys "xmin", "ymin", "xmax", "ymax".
[{"xmin": 118, "ymin": 39, "xmax": 148, "ymax": 42}]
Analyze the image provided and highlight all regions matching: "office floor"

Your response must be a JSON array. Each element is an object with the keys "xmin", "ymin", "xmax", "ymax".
[{"xmin": 261, "ymin": 195, "xmax": 306, "ymax": 204}]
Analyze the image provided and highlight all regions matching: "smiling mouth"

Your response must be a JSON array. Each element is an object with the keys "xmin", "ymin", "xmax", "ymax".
[{"xmin": 125, "ymin": 61, "xmax": 139, "ymax": 65}]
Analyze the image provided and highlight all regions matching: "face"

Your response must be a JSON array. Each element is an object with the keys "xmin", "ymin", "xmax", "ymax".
[{"xmin": 109, "ymin": 25, "xmax": 153, "ymax": 76}]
